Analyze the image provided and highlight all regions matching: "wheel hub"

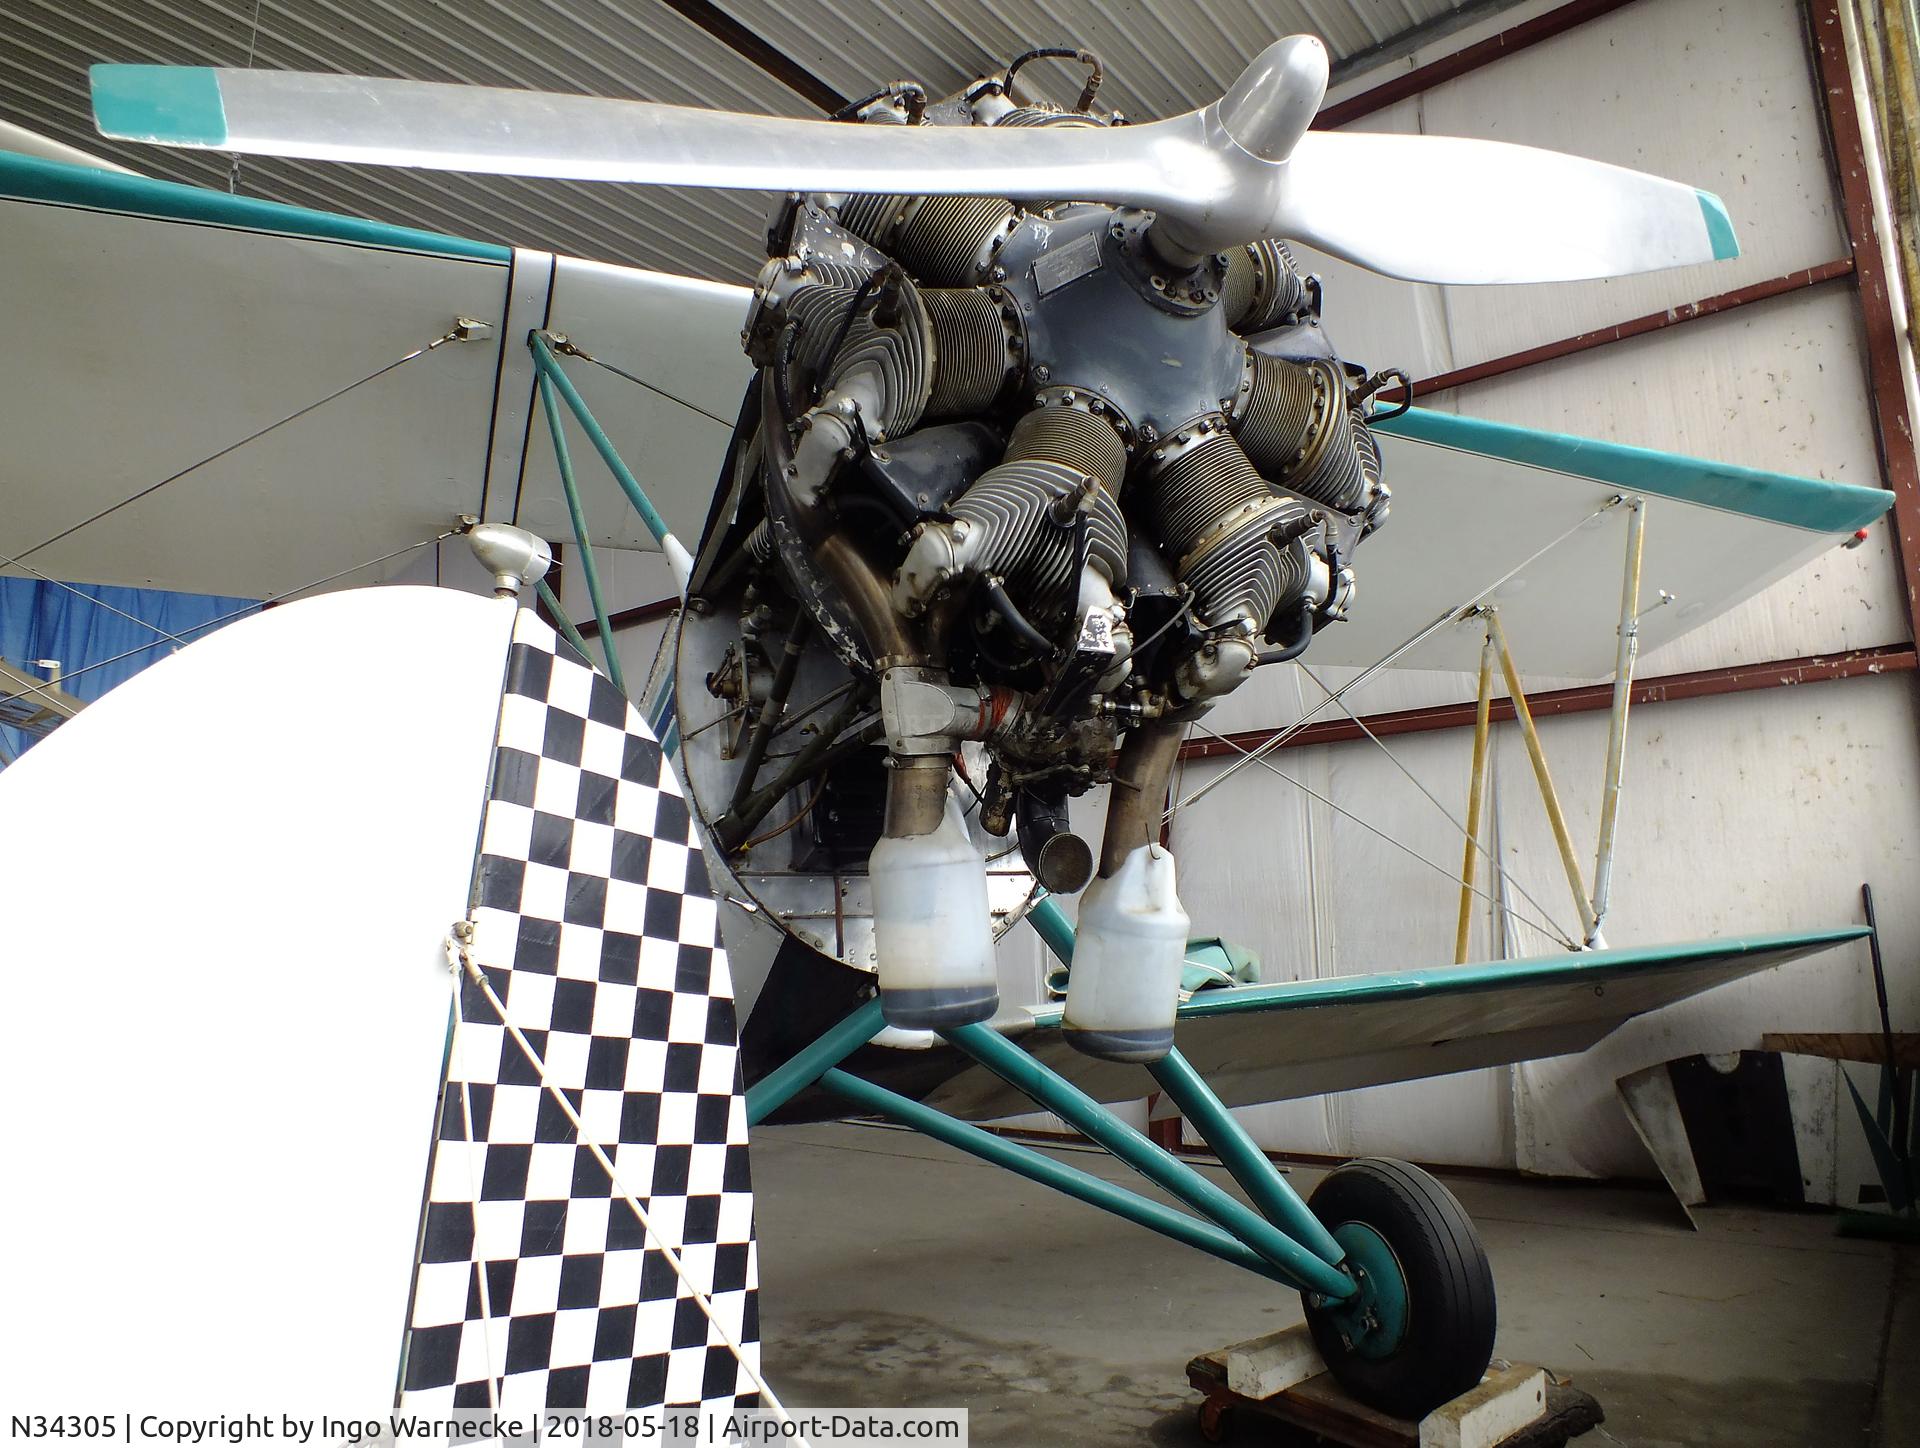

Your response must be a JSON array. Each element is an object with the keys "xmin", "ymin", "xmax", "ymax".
[{"xmin": 1317, "ymin": 1220, "xmax": 1409, "ymax": 1360}]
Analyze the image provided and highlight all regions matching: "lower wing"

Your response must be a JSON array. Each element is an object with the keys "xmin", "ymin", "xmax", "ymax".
[{"xmin": 909, "ymin": 930, "xmax": 1865, "ymax": 1120}]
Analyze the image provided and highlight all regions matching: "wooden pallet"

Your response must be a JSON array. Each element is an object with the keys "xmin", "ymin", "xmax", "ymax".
[{"xmin": 1186, "ymin": 1329, "xmax": 1603, "ymax": 1448}]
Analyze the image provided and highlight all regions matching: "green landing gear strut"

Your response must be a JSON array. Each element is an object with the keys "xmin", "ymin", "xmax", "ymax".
[{"xmin": 746, "ymin": 907, "xmax": 1497, "ymax": 1422}]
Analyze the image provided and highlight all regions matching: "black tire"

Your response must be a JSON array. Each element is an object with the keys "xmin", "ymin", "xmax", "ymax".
[{"xmin": 1300, "ymin": 1157, "xmax": 1496, "ymax": 1420}]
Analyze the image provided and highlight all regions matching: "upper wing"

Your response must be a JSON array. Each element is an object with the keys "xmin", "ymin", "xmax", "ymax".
[
  {"xmin": 915, "ymin": 929, "xmax": 1866, "ymax": 1120},
  {"xmin": 0, "ymin": 149, "xmax": 749, "ymax": 599},
  {"xmin": 1307, "ymin": 408, "xmax": 1892, "ymax": 675},
  {"xmin": 5, "ymin": 148, "xmax": 1887, "ymax": 670}
]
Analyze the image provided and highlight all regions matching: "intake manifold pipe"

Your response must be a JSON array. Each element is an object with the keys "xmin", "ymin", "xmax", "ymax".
[{"xmin": 1063, "ymin": 721, "xmax": 1192, "ymax": 1062}]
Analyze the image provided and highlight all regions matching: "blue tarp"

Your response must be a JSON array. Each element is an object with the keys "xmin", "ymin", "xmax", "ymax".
[{"xmin": 0, "ymin": 577, "xmax": 258, "ymax": 766}]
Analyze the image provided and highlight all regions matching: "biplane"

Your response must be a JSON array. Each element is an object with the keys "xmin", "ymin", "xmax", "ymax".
[{"xmin": 0, "ymin": 32, "xmax": 1890, "ymax": 1426}]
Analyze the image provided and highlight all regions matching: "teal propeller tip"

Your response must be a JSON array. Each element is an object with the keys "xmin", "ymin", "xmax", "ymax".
[
  {"xmin": 1696, "ymin": 188, "xmax": 1740, "ymax": 261},
  {"xmin": 91, "ymin": 64, "xmax": 228, "ymax": 147}
]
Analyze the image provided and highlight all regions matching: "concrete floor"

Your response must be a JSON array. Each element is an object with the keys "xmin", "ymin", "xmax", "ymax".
[{"xmin": 752, "ymin": 1122, "xmax": 1913, "ymax": 1447}]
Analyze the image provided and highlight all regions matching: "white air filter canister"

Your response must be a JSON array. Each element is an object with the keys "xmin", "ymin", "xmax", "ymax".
[
  {"xmin": 1063, "ymin": 842, "xmax": 1189, "ymax": 1061},
  {"xmin": 871, "ymin": 794, "xmax": 999, "ymax": 1028}
]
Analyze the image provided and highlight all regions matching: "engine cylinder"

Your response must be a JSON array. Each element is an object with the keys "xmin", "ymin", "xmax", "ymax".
[
  {"xmin": 1146, "ymin": 423, "xmax": 1312, "ymax": 631},
  {"xmin": 1352, "ymin": 407, "xmax": 1384, "ymax": 498},
  {"xmin": 783, "ymin": 279, "xmax": 934, "ymax": 439},
  {"xmin": 948, "ymin": 460, "xmax": 1127, "ymax": 628},
  {"xmin": 1236, "ymin": 354, "xmax": 1371, "ymax": 512},
  {"xmin": 838, "ymin": 193, "xmax": 1019, "ymax": 287},
  {"xmin": 1221, "ymin": 238, "xmax": 1309, "ymax": 333},
  {"xmin": 923, "ymin": 287, "xmax": 1017, "ymax": 419},
  {"xmin": 1007, "ymin": 401, "xmax": 1127, "ymax": 491},
  {"xmin": 995, "ymin": 107, "xmax": 1099, "ymax": 127}
]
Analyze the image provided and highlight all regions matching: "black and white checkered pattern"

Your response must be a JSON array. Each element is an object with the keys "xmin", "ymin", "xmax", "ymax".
[{"xmin": 399, "ymin": 609, "xmax": 758, "ymax": 1413}]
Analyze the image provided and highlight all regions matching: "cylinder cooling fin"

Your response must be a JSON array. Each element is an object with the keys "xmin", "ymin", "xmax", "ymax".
[
  {"xmin": 927, "ymin": 402, "xmax": 1131, "ymax": 630},
  {"xmin": 1145, "ymin": 420, "xmax": 1312, "ymax": 632},
  {"xmin": 837, "ymin": 192, "xmax": 1019, "ymax": 287},
  {"xmin": 1221, "ymin": 238, "xmax": 1310, "ymax": 333},
  {"xmin": 947, "ymin": 460, "xmax": 1128, "ymax": 629},
  {"xmin": 781, "ymin": 277, "xmax": 934, "ymax": 439},
  {"xmin": 772, "ymin": 273, "xmax": 1024, "ymax": 442},
  {"xmin": 1007, "ymin": 400, "xmax": 1127, "ymax": 492},
  {"xmin": 994, "ymin": 107, "xmax": 1100, "ymax": 127},
  {"xmin": 922, "ymin": 287, "xmax": 1019, "ymax": 419},
  {"xmin": 1235, "ymin": 353, "xmax": 1372, "ymax": 512}
]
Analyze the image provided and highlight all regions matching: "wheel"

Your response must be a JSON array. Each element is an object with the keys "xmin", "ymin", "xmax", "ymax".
[
  {"xmin": 1298, "ymin": 1157, "xmax": 1495, "ymax": 1420},
  {"xmin": 1196, "ymin": 1395, "xmax": 1234, "ymax": 1444}
]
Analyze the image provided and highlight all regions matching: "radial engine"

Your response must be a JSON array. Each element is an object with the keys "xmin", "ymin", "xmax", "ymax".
[{"xmin": 679, "ymin": 57, "xmax": 1400, "ymax": 1062}]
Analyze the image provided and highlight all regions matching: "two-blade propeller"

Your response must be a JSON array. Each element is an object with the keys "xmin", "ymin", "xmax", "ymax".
[{"xmin": 90, "ymin": 35, "xmax": 1738, "ymax": 286}]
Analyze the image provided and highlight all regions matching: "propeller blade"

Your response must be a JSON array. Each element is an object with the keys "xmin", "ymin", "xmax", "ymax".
[
  {"xmin": 1279, "ymin": 131, "xmax": 1738, "ymax": 283},
  {"xmin": 91, "ymin": 44, "xmax": 1736, "ymax": 285},
  {"xmin": 91, "ymin": 62, "xmax": 1207, "ymax": 206}
]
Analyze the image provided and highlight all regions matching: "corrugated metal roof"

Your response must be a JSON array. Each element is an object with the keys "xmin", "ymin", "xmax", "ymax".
[
  {"xmin": 3, "ymin": 0, "xmax": 1496, "ymax": 282},
  {"xmin": 726, "ymin": 0, "xmax": 1472, "ymax": 122}
]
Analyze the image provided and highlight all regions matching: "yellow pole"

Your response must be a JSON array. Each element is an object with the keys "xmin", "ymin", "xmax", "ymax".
[
  {"xmin": 1454, "ymin": 630, "xmax": 1496, "ymax": 963},
  {"xmin": 1590, "ymin": 499, "xmax": 1647, "ymax": 939},
  {"xmin": 1486, "ymin": 609, "xmax": 1599, "ymax": 944}
]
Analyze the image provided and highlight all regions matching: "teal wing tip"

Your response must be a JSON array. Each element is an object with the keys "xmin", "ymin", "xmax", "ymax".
[
  {"xmin": 90, "ymin": 64, "xmax": 227, "ymax": 147},
  {"xmin": 1696, "ymin": 189, "xmax": 1740, "ymax": 261}
]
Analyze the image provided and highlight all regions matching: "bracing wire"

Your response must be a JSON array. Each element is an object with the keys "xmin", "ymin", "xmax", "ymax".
[
  {"xmin": 0, "ymin": 549, "xmax": 191, "ymax": 647},
  {"xmin": 1186, "ymin": 722, "xmax": 1579, "ymax": 950},
  {"xmin": 9, "ymin": 327, "xmax": 464, "ymax": 566},
  {"xmin": 552, "ymin": 341, "xmax": 737, "ymax": 429},
  {"xmin": 1295, "ymin": 661, "xmax": 1578, "ymax": 951},
  {"xmin": 1167, "ymin": 497, "xmax": 1622, "ymax": 820}
]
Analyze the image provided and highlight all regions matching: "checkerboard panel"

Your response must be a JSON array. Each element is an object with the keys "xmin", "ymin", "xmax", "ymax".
[{"xmin": 399, "ymin": 609, "xmax": 758, "ymax": 1413}]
